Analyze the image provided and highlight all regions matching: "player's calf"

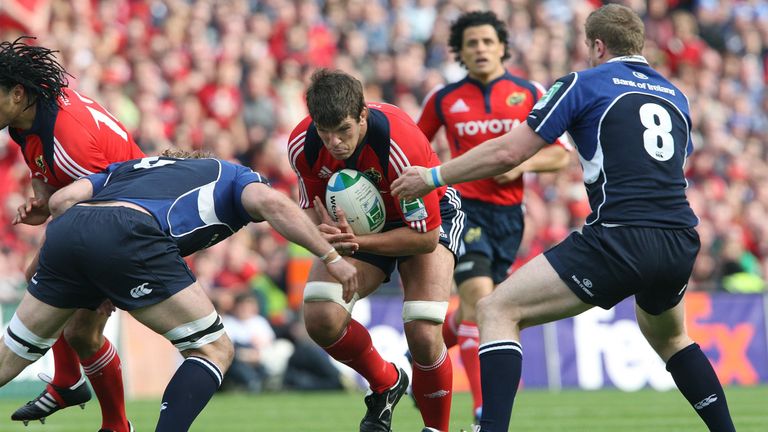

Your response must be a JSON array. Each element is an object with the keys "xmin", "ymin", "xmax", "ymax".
[{"xmin": 155, "ymin": 312, "xmax": 233, "ymax": 432}]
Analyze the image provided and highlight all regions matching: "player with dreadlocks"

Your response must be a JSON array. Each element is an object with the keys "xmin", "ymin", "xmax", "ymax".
[{"xmin": 0, "ymin": 37, "xmax": 143, "ymax": 432}]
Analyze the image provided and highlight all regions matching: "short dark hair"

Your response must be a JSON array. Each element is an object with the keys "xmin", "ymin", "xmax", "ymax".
[
  {"xmin": 0, "ymin": 37, "xmax": 70, "ymax": 107},
  {"xmin": 306, "ymin": 69, "xmax": 365, "ymax": 128},
  {"xmin": 585, "ymin": 4, "xmax": 645, "ymax": 56},
  {"xmin": 448, "ymin": 11, "xmax": 510, "ymax": 66}
]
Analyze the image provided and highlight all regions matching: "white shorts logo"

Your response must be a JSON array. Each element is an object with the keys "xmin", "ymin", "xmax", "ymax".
[{"xmin": 130, "ymin": 282, "xmax": 153, "ymax": 299}]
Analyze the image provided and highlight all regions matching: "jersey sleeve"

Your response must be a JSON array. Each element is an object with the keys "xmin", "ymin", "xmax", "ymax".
[
  {"xmin": 416, "ymin": 86, "xmax": 444, "ymax": 141},
  {"xmin": 52, "ymin": 118, "xmax": 107, "ymax": 181},
  {"xmin": 287, "ymin": 119, "xmax": 325, "ymax": 209},
  {"xmin": 527, "ymin": 73, "xmax": 581, "ymax": 144},
  {"xmin": 388, "ymin": 116, "xmax": 443, "ymax": 233},
  {"xmin": 531, "ymin": 81, "xmax": 574, "ymax": 151},
  {"xmin": 86, "ymin": 162, "xmax": 123, "ymax": 195}
]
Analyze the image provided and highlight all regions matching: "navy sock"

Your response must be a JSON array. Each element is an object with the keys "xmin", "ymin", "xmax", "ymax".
[
  {"xmin": 478, "ymin": 340, "xmax": 522, "ymax": 432},
  {"xmin": 155, "ymin": 356, "xmax": 223, "ymax": 432},
  {"xmin": 666, "ymin": 343, "xmax": 735, "ymax": 432}
]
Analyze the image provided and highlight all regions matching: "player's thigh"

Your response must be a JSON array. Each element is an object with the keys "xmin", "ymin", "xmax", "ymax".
[
  {"xmin": 484, "ymin": 254, "xmax": 591, "ymax": 329},
  {"xmin": 65, "ymin": 307, "xmax": 110, "ymax": 337},
  {"xmin": 128, "ymin": 281, "xmax": 215, "ymax": 335},
  {"xmin": 398, "ymin": 245, "xmax": 454, "ymax": 301},
  {"xmin": 14, "ymin": 291, "xmax": 75, "ymax": 339},
  {"xmin": 308, "ymin": 255, "xmax": 387, "ymax": 299},
  {"xmin": 635, "ymin": 298, "xmax": 691, "ymax": 361}
]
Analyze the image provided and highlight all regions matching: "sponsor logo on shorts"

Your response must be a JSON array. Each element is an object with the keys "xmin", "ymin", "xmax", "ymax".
[
  {"xmin": 464, "ymin": 227, "xmax": 482, "ymax": 243},
  {"xmin": 571, "ymin": 275, "xmax": 594, "ymax": 297},
  {"xmin": 130, "ymin": 282, "xmax": 153, "ymax": 299}
]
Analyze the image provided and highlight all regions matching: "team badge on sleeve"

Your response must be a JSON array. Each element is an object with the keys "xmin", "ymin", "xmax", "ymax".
[
  {"xmin": 533, "ymin": 82, "xmax": 563, "ymax": 110},
  {"xmin": 400, "ymin": 198, "xmax": 428, "ymax": 222}
]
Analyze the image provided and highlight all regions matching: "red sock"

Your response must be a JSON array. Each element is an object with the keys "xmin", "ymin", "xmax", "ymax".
[
  {"xmin": 323, "ymin": 319, "xmax": 398, "ymax": 393},
  {"xmin": 50, "ymin": 335, "xmax": 82, "ymax": 388},
  {"xmin": 458, "ymin": 321, "xmax": 482, "ymax": 411},
  {"xmin": 81, "ymin": 339, "xmax": 129, "ymax": 432},
  {"xmin": 412, "ymin": 347, "xmax": 452, "ymax": 431},
  {"xmin": 442, "ymin": 310, "xmax": 458, "ymax": 349}
]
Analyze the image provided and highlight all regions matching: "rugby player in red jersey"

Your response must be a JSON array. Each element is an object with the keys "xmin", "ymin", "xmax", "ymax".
[
  {"xmin": 0, "ymin": 37, "xmax": 142, "ymax": 432},
  {"xmin": 289, "ymin": 69, "xmax": 465, "ymax": 432},
  {"xmin": 416, "ymin": 11, "xmax": 571, "ymax": 422}
]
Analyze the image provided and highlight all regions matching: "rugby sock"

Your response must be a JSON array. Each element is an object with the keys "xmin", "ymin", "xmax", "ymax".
[
  {"xmin": 478, "ymin": 340, "xmax": 522, "ymax": 432},
  {"xmin": 323, "ymin": 319, "xmax": 398, "ymax": 393},
  {"xmin": 458, "ymin": 321, "xmax": 483, "ymax": 413},
  {"xmin": 50, "ymin": 336, "xmax": 82, "ymax": 388},
  {"xmin": 412, "ymin": 346, "xmax": 452, "ymax": 431},
  {"xmin": 81, "ymin": 339, "xmax": 128, "ymax": 432},
  {"xmin": 441, "ymin": 309, "xmax": 458, "ymax": 348},
  {"xmin": 156, "ymin": 356, "xmax": 223, "ymax": 432},
  {"xmin": 666, "ymin": 343, "xmax": 736, "ymax": 432}
]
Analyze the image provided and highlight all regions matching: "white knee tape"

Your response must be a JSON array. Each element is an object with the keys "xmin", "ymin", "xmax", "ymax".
[
  {"xmin": 3, "ymin": 314, "xmax": 57, "ymax": 361},
  {"xmin": 163, "ymin": 311, "xmax": 225, "ymax": 351},
  {"xmin": 402, "ymin": 301, "xmax": 449, "ymax": 323},
  {"xmin": 303, "ymin": 281, "xmax": 358, "ymax": 313}
]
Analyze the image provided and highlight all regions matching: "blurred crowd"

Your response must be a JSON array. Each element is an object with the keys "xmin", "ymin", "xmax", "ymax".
[{"xmin": 1, "ymin": 0, "xmax": 767, "ymax": 386}]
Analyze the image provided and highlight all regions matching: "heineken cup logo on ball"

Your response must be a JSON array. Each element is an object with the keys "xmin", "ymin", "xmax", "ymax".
[{"xmin": 326, "ymin": 169, "xmax": 386, "ymax": 234}]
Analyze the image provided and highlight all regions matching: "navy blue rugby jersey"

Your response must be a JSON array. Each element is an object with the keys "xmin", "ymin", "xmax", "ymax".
[
  {"xmin": 84, "ymin": 157, "xmax": 268, "ymax": 256},
  {"xmin": 527, "ymin": 56, "xmax": 698, "ymax": 228}
]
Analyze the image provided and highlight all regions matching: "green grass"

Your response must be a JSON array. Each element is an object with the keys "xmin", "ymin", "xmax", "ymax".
[{"xmin": 0, "ymin": 386, "xmax": 764, "ymax": 431}]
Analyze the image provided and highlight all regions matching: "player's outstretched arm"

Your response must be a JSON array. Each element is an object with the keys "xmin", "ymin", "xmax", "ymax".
[
  {"xmin": 242, "ymin": 183, "xmax": 358, "ymax": 301},
  {"xmin": 47, "ymin": 178, "xmax": 94, "ymax": 219},
  {"xmin": 391, "ymin": 123, "xmax": 548, "ymax": 201}
]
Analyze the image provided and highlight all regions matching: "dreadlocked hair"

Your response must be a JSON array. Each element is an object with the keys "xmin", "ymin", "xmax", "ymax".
[{"xmin": 0, "ymin": 36, "xmax": 70, "ymax": 107}]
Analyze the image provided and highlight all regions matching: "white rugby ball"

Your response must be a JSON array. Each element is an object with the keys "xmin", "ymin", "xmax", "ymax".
[{"xmin": 326, "ymin": 168, "xmax": 386, "ymax": 235}]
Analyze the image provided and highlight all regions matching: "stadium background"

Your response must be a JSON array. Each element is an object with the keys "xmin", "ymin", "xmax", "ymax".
[{"xmin": 0, "ymin": 0, "xmax": 767, "ymax": 423}]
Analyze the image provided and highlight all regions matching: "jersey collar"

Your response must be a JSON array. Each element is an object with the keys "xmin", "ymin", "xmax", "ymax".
[
  {"xmin": 608, "ymin": 55, "xmax": 648, "ymax": 65},
  {"xmin": 465, "ymin": 70, "xmax": 511, "ymax": 89}
]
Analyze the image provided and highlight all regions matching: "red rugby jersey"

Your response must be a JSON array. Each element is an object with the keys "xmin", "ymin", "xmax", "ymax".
[
  {"xmin": 418, "ymin": 72, "xmax": 570, "ymax": 205},
  {"xmin": 9, "ymin": 88, "xmax": 144, "ymax": 189},
  {"xmin": 288, "ymin": 103, "xmax": 444, "ymax": 233}
]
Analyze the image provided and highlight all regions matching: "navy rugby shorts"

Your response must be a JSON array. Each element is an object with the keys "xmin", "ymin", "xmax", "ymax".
[
  {"xmin": 30, "ymin": 206, "xmax": 196, "ymax": 311},
  {"xmin": 353, "ymin": 187, "xmax": 464, "ymax": 281},
  {"xmin": 457, "ymin": 198, "xmax": 524, "ymax": 284},
  {"xmin": 544, "ymin": 223, "xmax": 700, "ymax": 315}
]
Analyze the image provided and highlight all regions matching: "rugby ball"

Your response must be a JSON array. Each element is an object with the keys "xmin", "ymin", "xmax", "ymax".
[{"xmin": 326, "ymin": 169, "xmax": 386, "ymax": 235}]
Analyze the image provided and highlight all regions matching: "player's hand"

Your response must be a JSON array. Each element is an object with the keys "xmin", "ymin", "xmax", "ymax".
[
  {"xmin": 13, "ymin": 197, "xmax": 51, "ymax": 226},
  {"xmin": 325, "ymin": 258, "xmax": 359, "ymax": 303},
  {"xmin": 391, "ymin": 166, "xmax": 434, "ymax": 201},
  {"xmin": 313, "ymin": 197, "xmax": 358, "ymax": 255}
]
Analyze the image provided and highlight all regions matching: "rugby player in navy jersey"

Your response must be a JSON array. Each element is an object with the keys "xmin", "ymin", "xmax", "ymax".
[
  {"xmin": 393, "ymin": 5, "xmax": 736, "ymax": 432},
  {"xmin": 289, "ymin": 69, "xmax": 464, "ymax": 432},
  {"xmin": 417, "ymin": 11, "xmax": 571, "ymax": 422},
  {"xmin": 0, "ymin": 155, "xmax": 357, "ymax": 432}
]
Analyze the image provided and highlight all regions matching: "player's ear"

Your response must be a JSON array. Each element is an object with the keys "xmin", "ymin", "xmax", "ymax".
[
  {"xmin": 11, "ymin": 84, "xmax": 26, "ymax": 103},
  {"xmin": 359, "ymin": 106, "xmax": 369, "ymax": 124},
  {"xmin": 595, "ymin": 39, "xmax": 608, "ymax": 59}
]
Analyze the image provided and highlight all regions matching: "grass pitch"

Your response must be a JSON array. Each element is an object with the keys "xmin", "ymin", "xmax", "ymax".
[{"xmin": 0, "ymin": 385, "xmax": 764, "ymax": 431}]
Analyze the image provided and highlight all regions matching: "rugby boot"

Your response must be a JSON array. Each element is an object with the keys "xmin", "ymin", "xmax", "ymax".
[
  {"xmin": 11, "ymin": 374, "xmax": 91, "ymax": 425},
  {"xmin": 359, "ymin": 365, "xmax": 409, "ymax": 432},
  {"xmin": 98, "ymin": 421, "xmax": 135, "ymax": 432}
]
